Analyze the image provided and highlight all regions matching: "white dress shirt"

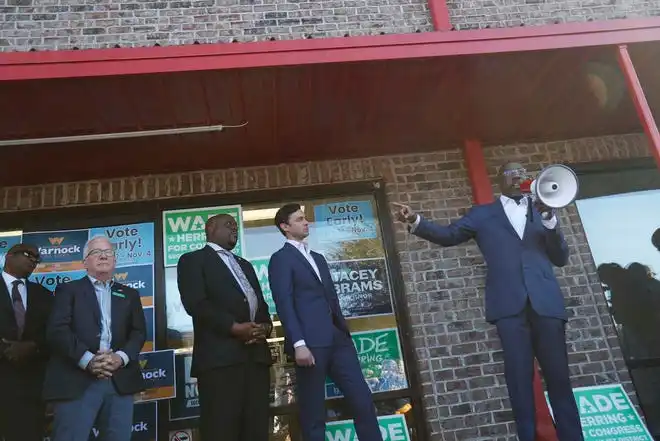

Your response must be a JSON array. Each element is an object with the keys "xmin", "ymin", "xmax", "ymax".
[
  {"xmin": 206, "ymin": 241, "xmax": 258, "ymax": 320},
  {"xmin": 286, "ymin": 239, "xmax": 320, "ymax": 349},
  {"xmin": 206, "ymin": 242, "xmax": 250, "ymax": 285},
  {"xmin": 2, "ymin": 271, "xmax": 27, "ymax": 308},
  {"xmin": 411, "ymin": 195, "xmax": 557, "ymax": 237}
]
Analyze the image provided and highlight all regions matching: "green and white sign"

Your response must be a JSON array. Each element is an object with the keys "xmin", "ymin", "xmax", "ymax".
[
  {"xmin": 545, "ymin": 384, "xmax": 653, "ymax": 441},
  {"xmin": 249, "ymin": 256, "xmax": 276, "ymax": 315},
  {"xmin": 325, "ymin": 414, "xmax": 410, "ymax": 441},
  {"xmin": 326, "ymin": 328, "xmax": 407, "ymax": 399},
  {"xmin": 162, "ymin": 205, "xmax": 243, "ymax": 267}
]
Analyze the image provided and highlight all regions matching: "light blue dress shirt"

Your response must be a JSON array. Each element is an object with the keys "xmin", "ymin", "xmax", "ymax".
[{"xmin": 78, "ymin": 275, "xmax": 129, "ymax": 371}]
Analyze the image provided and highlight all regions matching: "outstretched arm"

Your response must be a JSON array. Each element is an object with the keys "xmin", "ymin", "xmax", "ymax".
[{"xmin": 410, "ymin": 210, "xmax": 478, "ymax": 247}]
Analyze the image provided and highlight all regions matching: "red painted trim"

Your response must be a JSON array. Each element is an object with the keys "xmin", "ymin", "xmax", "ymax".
[
  {"xmin": 428, "ymin": 0, "xmax": 452, "ymax": 31},
  {"xmin": 1, "ymin": 18, "xmax": 660, "ymax": 81},
  {"xmin": 617, "ymin": 44, "xmax": 660, "ymax": 169},
  {"xmin": 534, "ymin": 362, "xmax": 560, "ymax": 441},
  {"xmin": 463, "ymin": 139, "xmax": 494, "ymax": 204}
]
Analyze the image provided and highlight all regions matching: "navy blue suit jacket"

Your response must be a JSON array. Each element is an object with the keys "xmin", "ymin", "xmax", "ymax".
[
  {"xmin": 413, "ymin": 200, "xmax": 570, "ymax": 323},
  {"xmin": 43, "ymin": 277, "xmax": 146, "ymax": 401},
  {"xmin": 268, "ymin": 243, "xmax": 350, "ymax": 355}
]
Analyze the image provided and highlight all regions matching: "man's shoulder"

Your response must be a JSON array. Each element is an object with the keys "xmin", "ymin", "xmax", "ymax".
[
  {"xmin": 26, "ymin": 280, "xmax": 53, "ymax": 297},
  {"xmin": 178, "ymin": 247, "xmax": 208, "ymax": 263}
]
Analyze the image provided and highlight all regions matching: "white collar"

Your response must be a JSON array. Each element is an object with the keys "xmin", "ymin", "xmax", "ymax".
[
  {"xmin": 87, "ymin": 274, "xmax": 112, "ymax": 287},
  {"xmin": 500, "ymin": 195, "xmax": 528, "ymax": 206},
  {"xmin": 2, "ymin": 271, "xmax": 24, "ymax": 287},
  {"xmin": 206, "ymin": 242, "xmax": 232, "ymax": 254},
  {"xmin": 287, "ymin": 239, "xmax": 310, "ymax": 253}
]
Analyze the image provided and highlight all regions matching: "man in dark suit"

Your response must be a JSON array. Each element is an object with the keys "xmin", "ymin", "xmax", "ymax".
[
  {"xmin": 394, "ymin": 162, "xmax": 583, "ymax": 441},
  {"xmin": 177, "ymin": 214, "xmax": 273, "ymax": 441},
  {"xmin": 0, "ymin": 243, "xmax": 53, "ymax": 441},
  {"xmin": 44, "ymin": 235, "xmax": 146, "ymax": 441},
  {"xmin": 268, "ymin": 204, "xmax": 382, "ymax": 441}
]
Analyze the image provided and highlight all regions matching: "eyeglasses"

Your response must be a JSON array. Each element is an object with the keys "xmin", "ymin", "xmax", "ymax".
[
  {"xmin": 502, "ymin": 168, "xmax": 528, "ymax": 178},
  {"xmin": 20, "ymin": 251, "xmax": 42, "ymax": 264},
  {"xmin": 86, "ymin": 249, "xmax": 116, "ymax": 259}
]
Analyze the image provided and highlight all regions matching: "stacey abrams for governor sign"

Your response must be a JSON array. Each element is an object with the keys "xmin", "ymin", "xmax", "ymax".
[{"xmin": 328, "ymin": 258, "xmax": 393, "ymax": 318}]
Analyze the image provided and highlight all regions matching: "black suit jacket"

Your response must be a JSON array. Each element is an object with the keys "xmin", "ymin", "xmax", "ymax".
[
  {"xmin": 0, "ymin": 278, "xmax": 53, "ymax": 400},
  {"xmin": 43, "ymin": 277, "xmax": 146, "ymax": 401},
  {"xmin": 177, "ymin": 245, "xmax": 273, "ymax": 377}
]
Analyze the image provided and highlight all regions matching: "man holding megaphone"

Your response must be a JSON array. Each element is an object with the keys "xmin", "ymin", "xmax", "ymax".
[{"xmin": 393, "ymin": 162, "xmax": 583, "ymax": 441}]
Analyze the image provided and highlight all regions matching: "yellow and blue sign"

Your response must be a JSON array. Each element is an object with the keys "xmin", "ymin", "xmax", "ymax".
[
  {"xmin": 0, "ymin": 231, "xmax": 23, "ymax": 269},
  {"xmin": 90, "ymin": 223, "xmax": 155, "ymax": 267},
  {"xmin": 135, "ymin": 349, "xmax": 176, "ymax": 403},
  {"xmin": 28, "ymin": 269, "xmax": 87, "ymax": 292},
  {"xmin": 24, "ymin": 229, "xmax": 88, "ymax": 272},
  {"xmin": 113, "ymin": 264, "xmax": 154, "ymax": 307}
]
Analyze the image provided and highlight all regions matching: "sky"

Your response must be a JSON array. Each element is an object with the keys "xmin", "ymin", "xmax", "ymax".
[{"xmin": 576, "ymin": 189, "xmax": 660, "ymax": 278}]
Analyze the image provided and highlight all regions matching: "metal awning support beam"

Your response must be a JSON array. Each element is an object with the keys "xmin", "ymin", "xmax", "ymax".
[{"xmin": 617, "ymin": 44, "xmax": 660, "ymax": 169}]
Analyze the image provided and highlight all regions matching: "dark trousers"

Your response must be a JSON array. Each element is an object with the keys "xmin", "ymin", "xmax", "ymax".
[
  {"xmin": 296, "ymin": 327, "xmax": 381, "ymax": 441},
  {"xmin": 197, "ymin": 361, "xmax": 271, "ymax": 441},
  {"xmin": 51, "ymin": 379, "xmax": 134, "ymax": 441},
  {"xmin": 0, "ymin": 394, "xmax": 45, "ymax": 441},
  {"xmin": 495, "ymin": 302, "xmax": 584, "ymax": 441}
]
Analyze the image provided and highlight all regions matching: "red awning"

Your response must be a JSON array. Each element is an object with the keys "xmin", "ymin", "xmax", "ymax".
[{"xmin": 1, "ymin": 19, "xmax": 659, "ymax": 187}]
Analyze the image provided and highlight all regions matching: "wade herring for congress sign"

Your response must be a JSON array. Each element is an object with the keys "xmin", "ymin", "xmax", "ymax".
[
  {"xmin": 325, "ymin": 414, "xmax": 411, "ymax": 441},
  {"xmin": 546, "ymin": 384, "xmax": 653, "ymax": 441},
  {"xmin": 162, "ymin": 205, "xmax": 244, "ymax": 266}
]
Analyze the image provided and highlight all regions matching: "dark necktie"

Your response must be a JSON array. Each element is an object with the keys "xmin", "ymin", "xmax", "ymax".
[{"xmin": 11, "ymin": 280, "xmax": 26, "ymax": 339}]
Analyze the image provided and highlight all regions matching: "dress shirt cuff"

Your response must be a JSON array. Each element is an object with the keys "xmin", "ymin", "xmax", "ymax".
[
  {"xmin": 408, "ymin": 215, "xmax": 421, "ymax": 233},
  {"xmin": 116, "ymin": 351, "xmax": 130, "ymax": 367},
  {"xmin": 79, "ymin": 351, "xmax": 94, "ymax": 370},
  {"xmin": 542, "ymin": 215, "xmax": 558, "ymax": 230},
  {"xmin": 293, "ymin": 340, "xmax": 306, "ymax": 348}
]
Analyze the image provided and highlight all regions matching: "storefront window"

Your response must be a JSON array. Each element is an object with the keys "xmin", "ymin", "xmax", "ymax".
[
  {"xmin": 163, "ymin": 194, "xmax": 415, "ymax": 438},
  {"xmin": 577, "ymin": 188, "xmax": 660, "ymax": 436}
]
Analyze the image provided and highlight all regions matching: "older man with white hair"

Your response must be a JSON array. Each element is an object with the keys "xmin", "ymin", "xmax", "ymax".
[{"xmin": 43, "ymin": 234, "xmax": 146, "ymax": 441}]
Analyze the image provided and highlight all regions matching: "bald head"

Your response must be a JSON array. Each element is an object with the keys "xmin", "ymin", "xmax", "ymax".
[
  {"xmin": 498, "ymin": 162, "xmax": 529, "ymax": 197},
  {"xmin": 206, "ymin": 214, "xmax": 239, "ymax": 251},
  {"xmin": 4, "ymin": 243, "xmax": 40, "ymax": 279}
]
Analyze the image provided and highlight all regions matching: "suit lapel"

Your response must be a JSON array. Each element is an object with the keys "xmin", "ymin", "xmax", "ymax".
[
  {"xmin": 204, "ymin": 246, "xmax": 243, "ymax": 294},
  {"xmin": 0, "ymin": 279, "xmax": 17, "ymax": 328},
  {"xmin": 82, "ymin": 277, "xmax": 102, "ymax": 327},
  {"xmin": 110, "ymin": 282, "xmax": 127, "ymax": 340},
  {"xmin": 24, "ymin": 282, "xmax": 41, "ymax": 329},
  {"xmin": 285, "ymin": 243, "xmax": 322, "ymax": 284},
  {"xmin": 494, "ymin": 199, "xmax": 524, "ymax": 240}
]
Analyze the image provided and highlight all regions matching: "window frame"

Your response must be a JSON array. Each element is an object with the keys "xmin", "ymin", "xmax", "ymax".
[{"xmin": 0, "ymin": 179, "xmax": 429, "ymax": 441}]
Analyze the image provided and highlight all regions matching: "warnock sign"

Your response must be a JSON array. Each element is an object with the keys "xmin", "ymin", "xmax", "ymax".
[{"xmin": 162, "ymin": 205, "xmax": 244, "ymax": 267}]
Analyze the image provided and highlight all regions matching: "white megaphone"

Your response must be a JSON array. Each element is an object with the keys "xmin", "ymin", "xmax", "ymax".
[{"xmin": 522, "ymin": 164, "xmax": 579, "ymax": 208}]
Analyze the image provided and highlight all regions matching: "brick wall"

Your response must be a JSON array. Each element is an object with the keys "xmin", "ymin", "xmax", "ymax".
[
  {"xmin": 1, "ymin": 0, "xmax": 659, "ymax": 51},
  {"xmin": 0, "ymin": 133, "xmax": 652, "ymax": 440},
  {"xmin": 447, "ymin": 0, "xmax": 660, "ymax": 30}
]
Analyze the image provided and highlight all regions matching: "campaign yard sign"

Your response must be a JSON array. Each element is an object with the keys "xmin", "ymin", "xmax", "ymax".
[
  {"xmin": 248, "ymin": 256, "xmax": 276, "ymax": 315},
  {"xmin": 135, "ymin": 349, "xmax": 176, "ymax": 403},
  {"xmin": 313, "ymin": 200, "xmax": 378, "ymax": 242},
  {"xmin": 326, "ymin": 328, "xmax": 407, "ymax": 399},
  {"xmin": 0, "ymin": 231, "xmax": 22, "ymax": 268},
  {"xmin": 169, "ymin": 353, "xmax": 199, "ymax": 421},
  {"xmin": 329, "ymin": 258, "xmax": 393, "ymax": 318},
  {"xmin": 163, "ymin": 205, "xmax": 244, "ymax": 266},
  {"xmin": 545, "ymin": 384, "xmax": 653, "ymax": 441},
  {"xmin": 325, "ymin": 414, "xmax": 410, "ymax": 441}
]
